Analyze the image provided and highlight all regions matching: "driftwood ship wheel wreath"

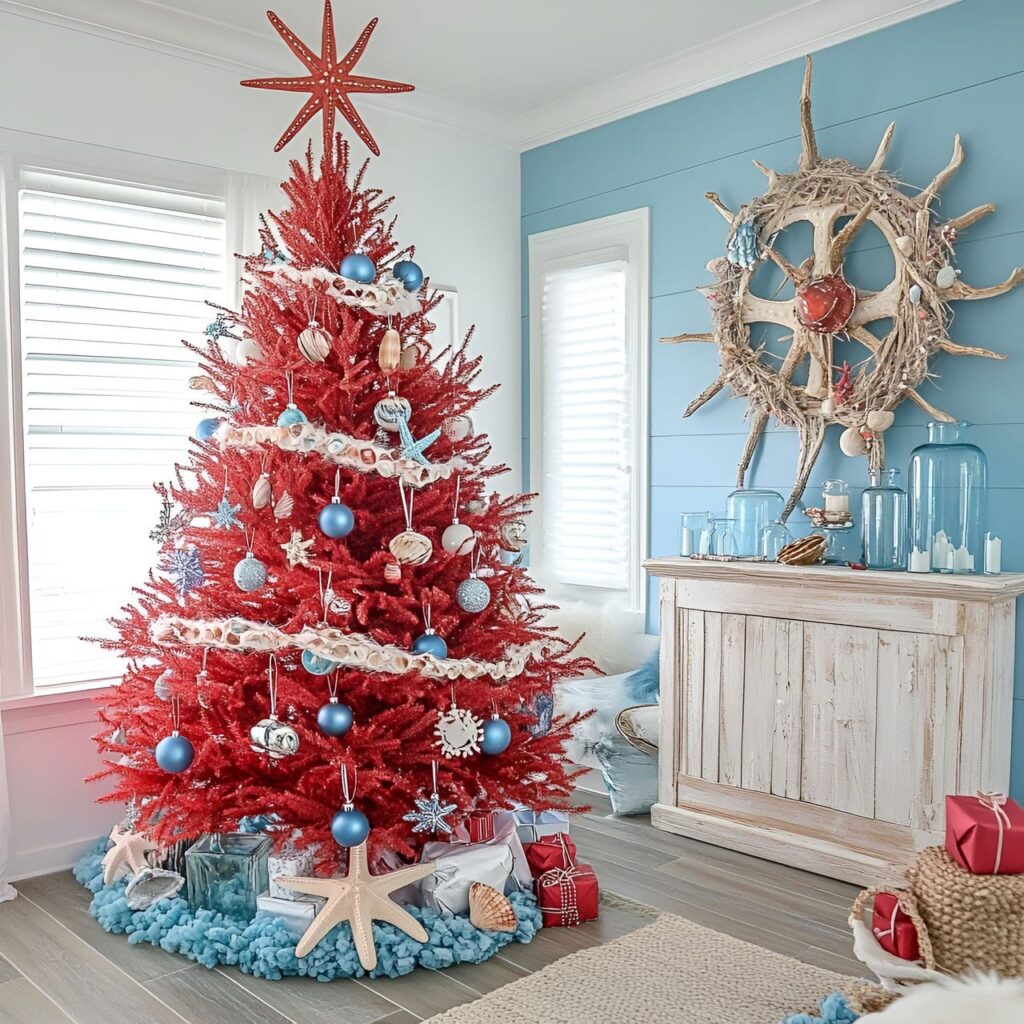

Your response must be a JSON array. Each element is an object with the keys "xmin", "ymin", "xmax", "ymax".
[{"xmin": 665, "ymin": 56, "xmax": 1023, "ymax": 519}]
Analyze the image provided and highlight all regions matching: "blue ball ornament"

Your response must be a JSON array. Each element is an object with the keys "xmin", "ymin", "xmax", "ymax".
[
  {"xmin": 196, "ymin": 417, "xmax": 221, "ymax": 441},
  {"xmin": 412, "ymin": 630, "xmax": 448, "ymax": 659},
  {"xmin": 302, "ymin": 649, "xmax": 336, "ymax": 676},
  {"xmin": 392, "ymin": 259, "xmax": 423, "ymax": 292},
  {"xmin": 155, "ymin": 732, "xmax": 194, "ymax": 772},
  {"xmin": 340, "ymin": 251, "xmax": 376, "ymax": 283},
  {"xmin": 481, "ymin": 716, "xmax": 512, "ymax": 756},
  {"xmin": 276, "ymin": 404, "xmax": 308, "ymax": 428},
  {"xmin": 317, "ymin": 699, "xmax": 353, "ymax": 737},
  {"xmin": 331, "ymin": 806, "xmax": 370, "ymax": 847},
  {"xmin": 319, "ymin": 499, "xmax": 355, "ymax": 539}
]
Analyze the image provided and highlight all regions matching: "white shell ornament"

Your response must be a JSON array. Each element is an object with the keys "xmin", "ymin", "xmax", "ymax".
[
  {"xmin": 373, "ymin": 392, "xmax": 412, "ymax": 432},
  {"xmin": 936, "ymin": 264, "xmax": 957, "ymax": 289},
  {"xmin": 389, "ymin": 529, "xmax": 432, "ymax": 566},
  {"xmin": 274, "ymin": 491, "xmax": 294, "ymax": 520},
  {"xmin": 499, "ymin": 519, "xmax": 528, "ymax": 552},
  {"xmin": 442, "ymin": 415, "xmax": 473, "ymax": 442},
  {"xmin": 298, "ymin": 323, "xmax": 331, "ymax": 364},
  {"xmin": 441, "ymin": 521, "xmax": 475, "ymax": 556},
  {"xmin": 252, "ymin": 473, "xmax": 272, "ymax": 510},
  {"xmin": 249, "ymin": 716, "xmax": 299, "ymax": 760},
  {"xmin": 839, "ymin": 425, "xmax": 868, "ymax": 457},
  {"xmin": 866, "ymin": 409, "xmax": 895, "ymax": 432},
  {"xmin": 456, "ymin": 574, "xmax": 491, "ymax": 613},
  {"xmin": 378, "ymin": 328, "xmax": 402, "ymax": 371},
  {"xmin": 435, "ymin": 702, "xmax": 483, "ymax": 759}
]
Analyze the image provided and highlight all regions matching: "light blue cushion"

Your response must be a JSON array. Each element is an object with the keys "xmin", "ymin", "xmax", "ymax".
[
  {"xmin": 592, "ymin": 735, "xmax": 659, "ymax": 816},
  {"xmin": 624, "ymin": 650, "xmax": 659, "ymax": 704}
]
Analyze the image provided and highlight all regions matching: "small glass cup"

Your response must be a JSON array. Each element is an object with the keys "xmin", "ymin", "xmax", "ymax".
[
  {"xmin": 679, "ymin": 511, "xmax": 713, "ymax": 556},
  {"xmin": 709, "ymin": 517, "xmax": 738, "ymax": 557},
  {"xmin": 761, "ymin": 520, "xmax": 791, "ymax": 560},
  {"xmin": 822, "ymin": 479, "xmax": 851, "ymax": 515}
]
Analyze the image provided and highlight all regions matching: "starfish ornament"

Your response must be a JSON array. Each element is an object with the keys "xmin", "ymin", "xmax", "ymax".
[
  {"xmin": 207, "ymin": 495, "xmax": 243, "ymax": 530},
  {"xmin": 241, "ymin": 1, "xmax": 414, "ymax": 156},
  {"xmin": 403, "ymin": 793, "xmax": 457, "ymax": 835},
  {"xmin": 397, "ymin": 413, "xmax": 441, "ymax": 466},
  {"xmin": 276, "ymin": 841, "xmax": 435, "ymax": 968},
  {"xmin": 281, "ymin": 530, "xmax": 315, "ymax": 569},
  {"xmin": 102, "ymin": 824, "xmax": 159, "ymax": 885}
]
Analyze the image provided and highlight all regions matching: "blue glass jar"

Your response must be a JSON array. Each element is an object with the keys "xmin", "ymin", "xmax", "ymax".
[
  {"xmin": 185, "ymin": 832, "xmax": 271, "ymax": 919},
  {"xmin": 725, "ymin": 488, "xmax": 784, "ymax": 557},
  {"xmin": 908, "ymin": 422, "xmax": 987, "ymax": 574},
  {"xmin": 819, "ymin": 525, "xmax": 863, "ymax": 565},
  {"xmin": 862, "ymin": 468, "xmax": 909, "ymax": 570}
]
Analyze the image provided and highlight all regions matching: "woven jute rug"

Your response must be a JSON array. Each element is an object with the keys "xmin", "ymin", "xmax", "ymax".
[{"xmin": 425, "ymin": 911, "xmax": 866, "ymax": 1023}]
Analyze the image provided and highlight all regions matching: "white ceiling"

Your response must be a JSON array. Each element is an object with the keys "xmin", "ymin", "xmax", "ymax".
[{"xmin": 4, "ymin": 0, "xmax": 957, "ymax": 147}]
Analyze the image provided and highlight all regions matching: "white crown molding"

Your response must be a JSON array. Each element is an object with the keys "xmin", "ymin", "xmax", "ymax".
[
  {"xmin": 1, "ymin": 0, "xmax": 957, "ymax": 153},
  {"xmin": 516, "ymin": 0, "xmax": 960, "ymax": 151}
]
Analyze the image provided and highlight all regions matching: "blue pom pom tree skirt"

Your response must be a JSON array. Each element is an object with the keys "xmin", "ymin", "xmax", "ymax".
[{"xmin": 74, "ymin": 839, "xmax": 542, "ymax": 981}]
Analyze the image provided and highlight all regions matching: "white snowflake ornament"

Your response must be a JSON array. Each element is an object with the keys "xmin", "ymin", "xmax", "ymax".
[
  {"xmin": 403, "ymin": 793, "xmax": 458, "ymax": 835},
  {"xmin": 435, "ymin": 701, "xmax": 483, "ymax": 759}
]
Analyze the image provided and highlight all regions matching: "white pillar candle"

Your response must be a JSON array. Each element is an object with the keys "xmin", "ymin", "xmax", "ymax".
[
  {"xmin": 952, "ymin": 545, "xmax": 972, "ymax": 572},
  {"xmin": 680, "ymin": 527, "xmax": 694, "ymax": 557},
  {"xmin": 909, "ymin": 546, "xmax": 931, "ymax": 573},
  {"xmin": 824, "ymin": 494, "xmax": 850, "ymax": 513},
  {"xmin": 985, "ymin": 534, "xmax": 1002, "ymax": 575}
]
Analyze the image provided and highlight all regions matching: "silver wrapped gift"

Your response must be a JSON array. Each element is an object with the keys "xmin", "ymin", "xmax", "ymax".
[
  {"xmin": 256, "ymin": 893, "xmax": 324, "ymax": 939},
  {"xmin": 268, "ymin": 843, "xmax": 315, "ymax": 900},
  {"xmin": 420, "ymin": 840, "xmax": 513, "ymax": 915}
]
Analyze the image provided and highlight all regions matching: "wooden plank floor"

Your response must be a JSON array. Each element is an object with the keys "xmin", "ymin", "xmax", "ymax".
[{"xmin": 0, "ymin": 792, "xmax": 865, "ymax": 1023}]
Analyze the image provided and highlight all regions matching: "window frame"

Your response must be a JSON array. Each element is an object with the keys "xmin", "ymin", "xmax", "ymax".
[
  {"xmin": 0, "ymin": 134, "xmax": 227, "ymax": 702},
  {"xmin": 527, "ymin": 208, "xmax": 650, "ymax": 615}
]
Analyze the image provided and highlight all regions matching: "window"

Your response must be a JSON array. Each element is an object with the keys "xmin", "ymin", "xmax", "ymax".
[
  {"xmin": 528, "ymin": 209, "xmax": 649, "ymax": 612},
  {"xmin": 13, "ymin": 170, "xmax": 226, "ymax": 691}
]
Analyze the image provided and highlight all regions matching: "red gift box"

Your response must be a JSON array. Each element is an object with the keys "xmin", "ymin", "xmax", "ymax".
[
  {"xmin": 945, "ymin": 793, "xmax": 1024, "ymax": 874},
  {"xmin": 524, "ymin": 834, "xmax": 578, "ymax": 880},
  {"xmin": 467, "ymin": 810, "xmax": 496, "ymax": 844},
  {"xmin": 535, "ymin": 861, "xmax": 599, "ymax": 927},
  {"xmin": 871, "ymin": 892, "xmax": 920, "ymax": 961}
]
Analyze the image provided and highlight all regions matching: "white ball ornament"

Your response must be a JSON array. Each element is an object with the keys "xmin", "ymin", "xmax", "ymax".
[
  {"xmin": 373, "ymin": 392, "xmax": 412, "ymax": 432},
  {"xmin": 441, "ymin": 521, "xmax": 475, "ymax": 556}
]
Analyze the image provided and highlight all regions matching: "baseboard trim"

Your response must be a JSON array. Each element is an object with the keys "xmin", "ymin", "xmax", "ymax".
[{"xmin": 7, "ymin": 832, "xmax": 110, "ymax": 882}]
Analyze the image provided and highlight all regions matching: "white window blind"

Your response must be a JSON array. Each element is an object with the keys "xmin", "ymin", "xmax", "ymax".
[
  {"xmin": 17, "ymin": 170, "xmax": 226, "ymax": 690},
  {"xmin": 540, "ymin": 258, "xmax": 632, "ymax": 590}
]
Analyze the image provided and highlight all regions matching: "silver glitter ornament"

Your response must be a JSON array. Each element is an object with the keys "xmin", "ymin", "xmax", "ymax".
[
  {"xmin": 455, "ymin": 573, "xmax": 491, "ymax": 613},
  {"xmin": 234, "ymin": 553, "xmax": 267, "ymax": 592}
]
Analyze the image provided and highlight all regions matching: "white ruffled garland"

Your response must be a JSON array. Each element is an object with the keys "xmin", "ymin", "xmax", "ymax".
[
  {"xmin": 217, "ymin": 422, "xmax": 468, "ymax": 488},
  {"xmin": 153, "ymin": 616, "xmax": 548, "ymax": 682},
  {"xmin": 261, "ymin": 265, "xmax": 422, "ymax": 317}
]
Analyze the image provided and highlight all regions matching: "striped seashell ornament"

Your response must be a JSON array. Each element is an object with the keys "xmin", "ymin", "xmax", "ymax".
[
  {"xmin": 251, "ymin": 472, "xmax": 272, "ymax": 510},
  {"xmin": 297, "ymin": 323, "xmax": 330, "ymax": 364},
  {"xmin": 274, "ymin": 490, "xmax": 294, "ymax": 520},
  {"xmin": 468, "ymin": 882, "xmax": 517, "ymax": 933},
  {"xmin": 378, "ymin": 327, "xmax": 402, "ymax": 371},
  {"xmin": 389, "ymin": 529, "xmax": 432, "ymax": 566},
  {"xmin": 384, "ymin": 561, "xmax": 402, "ymax": 583}
]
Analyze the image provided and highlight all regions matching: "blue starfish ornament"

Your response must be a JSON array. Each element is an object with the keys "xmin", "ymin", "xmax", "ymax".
[
  {"xmin": 397, "ymin": 413, "xmax": 441, "ymax": 466},
  {"xmin": 207, "ymin": 495, "xmax": 243, "ymax": 529},
  {"xmin": 403, "ymin": 792, "xmax": 457, "ymax": 835}
]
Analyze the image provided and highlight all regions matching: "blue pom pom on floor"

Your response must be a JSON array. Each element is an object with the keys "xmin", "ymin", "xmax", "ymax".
[
  {"xmin": 781, "ymin": 992, "xmax": 860, "ymax": 1024},
  {"xmin": 74, "ymin": 839, "xmax": 542, "ymax": 980}
]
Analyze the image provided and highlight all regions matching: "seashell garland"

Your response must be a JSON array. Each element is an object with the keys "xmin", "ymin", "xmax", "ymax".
[
  {"xmin": 777, "ymin": 534, "xmax": 827, "ymax": 566},
  {"xmin": 252, "ymin": 473, "xmax": 272, "ymax": 510},
  {"xmin": 468, "ymin": 882, "xmax": 517, "ymax": 933},
  {"xmin": 378, "ymin": 328, "xmax": 401, "ymax": 371},
  {"xmin": 297, "ymin": 324, "xmax": 331, "ymax": 364},
  {"xmin": 389, "ymin": 530, "xmax": 432, "ymax": 566},
  {"xmin": 274, "ymin": 491, "xmax": 294, "ymax": 519}
]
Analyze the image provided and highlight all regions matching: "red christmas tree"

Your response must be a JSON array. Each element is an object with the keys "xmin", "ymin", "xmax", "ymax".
[{"xmin": 89, "ymin": 136, "xmax": 592, "ymax": 865}]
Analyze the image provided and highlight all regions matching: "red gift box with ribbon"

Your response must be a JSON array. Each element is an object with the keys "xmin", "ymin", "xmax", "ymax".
[
  {"xmin": 467, "ymin": 810, "xmax": 496, "ymax": 844},
  {"xmin": 536, "ymin": 861, "xmax": 599, "ymax": 927},
  {"xmin": 871, "ymin": 892, "xmax": 920, "ymax": 961},
  {"xmin": 945, "ymin": 793, "xmax": 1024, "ymax": 875},
  {"xmin": 524, "ymin": 834, "xmax": 578, "ymax": 880}
]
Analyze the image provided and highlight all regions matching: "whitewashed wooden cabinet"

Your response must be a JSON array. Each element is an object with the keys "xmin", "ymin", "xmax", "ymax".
[{"xmin": 645, "ymin": 558, "xmax": 1024, "ymax": 884}]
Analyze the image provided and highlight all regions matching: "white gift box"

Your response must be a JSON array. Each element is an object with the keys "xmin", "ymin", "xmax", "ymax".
[
  {"xmin": 256, "ymin": 893, "xmax": 324, "ymax": 938},
  {"xmin": 268, "ymin": 844, "xmax": 315, "ymax": 900},
  {"xmin": 420, "ymin": 841, "xmax": 514, "ymax": 915},
  {"xmin": 506, "ymin": 806, "xmax": 569, "ymax": 845}
]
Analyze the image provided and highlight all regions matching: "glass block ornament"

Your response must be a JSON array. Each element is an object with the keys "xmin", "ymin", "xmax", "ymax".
[{"xmin": 185, "ymin": 832, "xmax": 271, "ymax": 919}]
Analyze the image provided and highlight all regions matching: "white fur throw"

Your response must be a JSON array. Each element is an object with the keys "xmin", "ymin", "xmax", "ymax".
[{"xmin": 858, "ymin": 973, "xmax": 1024, "ymax": 1022}]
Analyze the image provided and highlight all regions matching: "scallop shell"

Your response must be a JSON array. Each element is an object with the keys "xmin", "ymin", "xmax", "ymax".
[
  {"xmin": 389, "ymin": 529, "xmax": 432, "ymax": 566},
  {"xmin": 298, "ymin": 325, "xmax": 331, "ymax": 364},
  {"xmin": 866, "ymin": 410, "xmax": 895, "ymax": 432},
  {"xmin": 468, "ymin": 882, "xmax": 517, "ymax": 933},
  {"xmin": 274, "ymin": 491, "xmax": 294, "ymax": 519},
  {"xmin": 936, "ymin": 264, "xmax": 957, "ymax": 289},
  {"xmin": 378, "ymin": 328, "xmax": 402, "ymax": 371},
  {"xmin": 252, "ymin": 473, "xmax": 272, "ymax": 510},
  {"xmin": 839, "ymin": 426, "xmax": 868, "ymax": 457}
]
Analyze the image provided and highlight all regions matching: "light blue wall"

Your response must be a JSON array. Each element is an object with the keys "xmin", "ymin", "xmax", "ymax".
[{"xmin": 521, "ymin": 0, "xmax": 1024, "ymax": 797}]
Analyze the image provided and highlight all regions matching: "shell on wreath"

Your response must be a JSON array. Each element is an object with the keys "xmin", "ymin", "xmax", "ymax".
[
  {"xmin": 936, "ymin": 265, "xmax": 958, "ymax": 289},
  {"xmin": 274, "ymin": 491, "xmax": 294, "ymax": 519},
  {"xmin": 866, "ymin": 410, "xmax": 895, "ymax": 432},
  {"xmin": 378, "ymin": 328, "xmax": 402, "ymax": 371},
  {"xmin": 895, "ymin": 235, "xmax": 914, "ymax": 257},
  {"xmin": 297, "ymin": 324, "xmax": 331, "ymax": 364},
  {"xmin": 468, "ymin": 882, "xmax": 517, "ymax": 933},
  {"xmin": 819, "ymin": 397, "xmax": 836, "ymax": 417},
  {"xmin": 839, "ymin": 426, "xmax": 868, "ymax": 457},
  {"xmin": 252, "ymin": 473, "xmax": 272, "ymax": 509},
  {"xmin": 909, "ymin": 284, "xmax": 922, "ymax": 305},
  {"xmin": 389, "ymin": 530, "xmax": 432, "ymax": 566}
]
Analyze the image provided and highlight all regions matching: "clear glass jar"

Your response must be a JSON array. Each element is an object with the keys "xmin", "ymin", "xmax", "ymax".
[
  {"xmin": 709, "ymin": 517, "xmax": 739, "ymax": 557},
  {"xmin": 679, "ymin": 511, "xmax": 713, "ymax": 556},
  {"xmin": 822, "ymin": 479, "xmax": 851, "ymax": 516},
  {"xmin": 862, "ymin": 468, "xmax": 909, "ymax": 571},
  {"xmin": 725, "ymin": 488, "xmax": 784, "ymax": 556},
  {"xmin": 908, "ymin": 421, "xmax": 987, "ymax": 574},
  {"xmin": 185, "ymin": 832, "xmax": 271, "ymax": 918},
  {"xmin": 819, "ymin": 525, "xmax": 863, "ymax": 565},
  {"xmin": 761, "ymin": 520, "xmax": 791, "ymax": 560}
]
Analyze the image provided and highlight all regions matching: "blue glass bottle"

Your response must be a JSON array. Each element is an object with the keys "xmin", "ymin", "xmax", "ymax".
[
  {"xmin": 861, "ymin": 468, "xmax": 908, "ymax": 570},
  {"xmin": 725, "ymin": 488, "xmax": 784, "ymax": 557},
  {"xmin": 908, "ymin": 422, "xmax": 987, "ymax": 574}
]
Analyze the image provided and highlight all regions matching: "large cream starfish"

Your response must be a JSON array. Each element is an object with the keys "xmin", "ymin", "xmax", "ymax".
[
  {"xmin": 276, "ymin": 841, "xmax": 435, "ymax": 968},
  {"xmin": 101, "ymin": 824, "xmax": 159, "ymax": 885}
]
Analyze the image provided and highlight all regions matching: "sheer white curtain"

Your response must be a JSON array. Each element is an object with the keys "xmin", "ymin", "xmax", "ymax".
[
  {"xmin": 0, "ymin": 714, "xmax": 16, "ymax": 901},
  {"xmin": 226, "ymin": 171, "xmax": 283, "ymax": 309}
]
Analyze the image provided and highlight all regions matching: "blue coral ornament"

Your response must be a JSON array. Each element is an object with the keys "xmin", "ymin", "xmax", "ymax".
[
  {"xmin": 392, "ymin": 259, "xmax": 423, "ymax": 292},
  {"xmin": 780, "ymin": 992, "xmax": 860, "ymax": 1024},
  {"xmin": 726, "ymin": 217, "xmax": 760, "ymax": 270},
  {"xmin": 340, "ymin": 250, "xmax": 376, "ymax": 283}
]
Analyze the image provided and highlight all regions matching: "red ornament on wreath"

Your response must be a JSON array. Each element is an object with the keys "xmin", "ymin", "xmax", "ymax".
[{"xmin": 795, "ymin": 275, "xmax": 856, "ymax": 334}]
